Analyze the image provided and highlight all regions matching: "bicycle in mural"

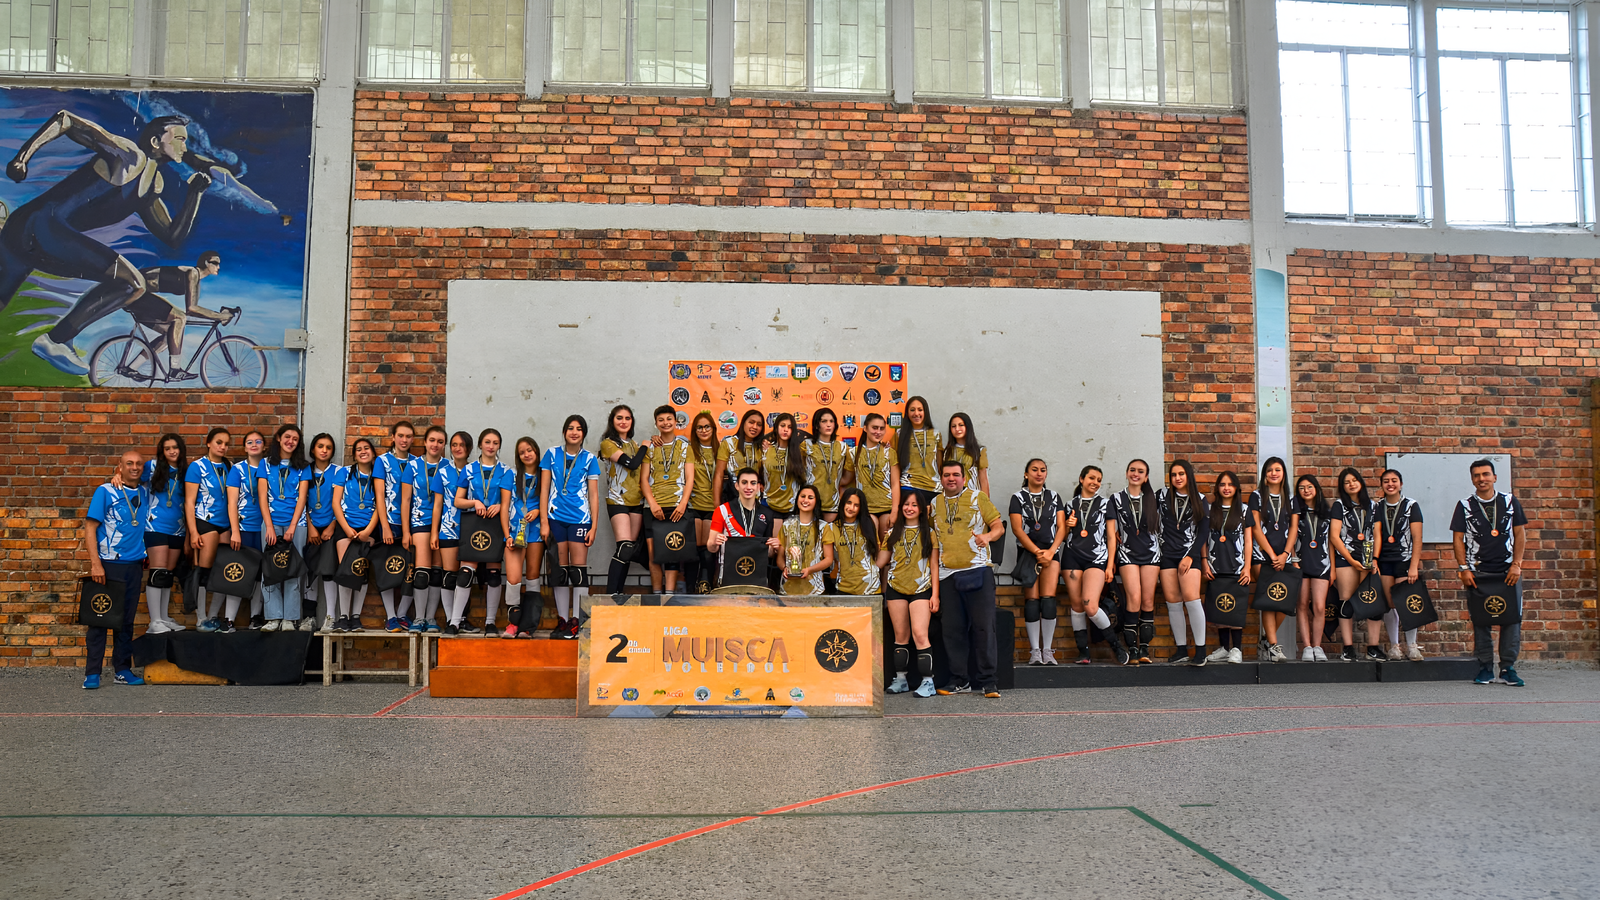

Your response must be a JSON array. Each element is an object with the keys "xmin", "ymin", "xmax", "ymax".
[{"xmin": 89, "ymin": 306, "xmax": 268, "ymax": 389}]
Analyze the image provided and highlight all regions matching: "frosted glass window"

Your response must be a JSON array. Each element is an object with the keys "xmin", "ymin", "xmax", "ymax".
[
  {"xmin": 364, "ymin": 0, "xmax": 524, "ymax": 83},
  {"xmin": 1090, "ymin": 0, "xmax": 1233, "ymax": 107},
  {"xmin": 0, "ymin": 0, "xmax": 132, "ymax": 74},
  {"xmin": 914, "ymin": 0, "xmax": 1060, "ymax": 99},
  {"xmin": 551, "ymin": 0, "xmax": 707, "ymax": 87}
]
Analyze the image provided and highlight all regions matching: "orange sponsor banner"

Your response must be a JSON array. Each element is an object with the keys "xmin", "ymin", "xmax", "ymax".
[
  {"xmin": 579, "ymin": 604, "xmax": 879, "ymax": 716},
  {"xmin": 666, "ymin": 360, "xmax": 909, "ymax": 443}
]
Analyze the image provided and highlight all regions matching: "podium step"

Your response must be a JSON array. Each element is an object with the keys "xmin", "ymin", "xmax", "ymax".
[
  {"xmin": 436, "ymin": 637, "xmax": 578, "ymax": 667},
  {"xmin": 429, "ymin": 637, "xmax": 579, "ymax": 698}
]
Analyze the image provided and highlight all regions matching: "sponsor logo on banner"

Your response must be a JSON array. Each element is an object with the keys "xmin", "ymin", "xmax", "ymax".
[
  {"xmin": 725, "ymin": 688, "xmax": 752, "ymax": 703},
  {"xmin": 744, "ymin": 387, "xmax": 762, "ymax": 404},
  {"xmin": 694, "ymin": 686, "xmax": 711, "ymax": 702},
  {"xmin": 864, "ymin": 365, "xmax": 882, "ymax": 382},
  {"xmin": 890, "ymin": 390, "xmax": 903, "ymax": 404},
  {"xmin": 791, "ymin": 364, "xmax": 809, "ymax": 382},
  {"xmin": 887, "ymin": 412, "xmax": 902, "ymax": 427},
  {"xmin": 676, "ymin": 412, "xmax": 688, "ymax": 428},
  {"xmin": 843, "ymin": 415, "xmax": 857, "ymax": 429},
  {"xmin": 816, "ymin": 388, "xmax": 834, "ymax": 404},
  {"xmin": 720, "ymin": 363, "xmax": 738, "ymax": 381},
  {"xmin": 789, "ymin": 687, "xmax": 805, "ymax": 702},
  {"xmin": 765, "ymin": 688, "xmax": 776, "ymax": 701},
  {"xmin": 718, "ymin": 411, "xmax": 737, "ymax": 430},
  {"xmin": 814, "ymin": 629, "xmax": 860, "ymax": 672},
  {"xmin": 864, "ymin": 389, "xmax": 881, "ymax": 407},
  {"xmin": 746, "ymin": 366, "xmax": 761, "ymax": 380},
  {"xmin": 815, "ymin": 365, "xmax": 833, "ymax": 382},
  {"xmin": 671, "ymin": 387, "xmax": 690, "ymax": 406},
  {"xmin": 840, "ymin": 364, "xmax": 858, "ymax": 382},
  {"xmin": 670, "ymin": 363, "xmax": 692, "ymax": 380},
  {"xmin": 622, "ymin": 688, "xmax": 639, "ymax": 701},
  {"xmin": 889, "ymin": 364, "xmax": 903, "ymax": 382},
  {"xmin": 596, "ymin": 684, "xmax": 610, "ymax": 700},
  {"xmin": 766, "ymin": 365, "xmax": 788, "ymax": 379}
]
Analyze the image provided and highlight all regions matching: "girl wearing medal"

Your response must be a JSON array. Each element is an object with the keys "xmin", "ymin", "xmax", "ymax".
[
  {"xmin": 431, "ymin": 432, "xmax": 472, "ymax": 634},
  {"xmin": 1112, "ymin": 459, "xmax": 1162, "ymax": 665},
  {"xmin": 715, "ymin": 410, "xmax": 765, "ymax": 505},
  {"xmin": 853, "ymin": 413, "xmax": 899, "ymax": 538},
  {"xmin": 255, "ymin": 425, "xmax": 309, "ymax": 631},
  {"xmin": 894, "ymin": 396, "xmax": 942, "ymax": 507},
  {"xmin": 1330, "ymin": 467, "xmax": 1384, "ymax": 662},
  {"xmin": 331, "ymin": 438, "xmax": 379, "ymax": 632},
  {"xmin": 372, "ymin": 422, "xmax": 413, "ymax": 631},
  {"xmin": 1202, "ymin": 471, "xmax": 1252, "ymax": 664},
  {"xmin": 599, "ymin": 406, "xmax": 646, "ymax": 595},
  {"xmin": 1158, "ymin": 460, "xmax": 1210, "ymax": 664},
  {"xmin": 1010, "ymin": 459, "xmax": 1066, "ymax": 666},
  {"xmin": 943, "ymin": 412, "xmax": 989, "ymax": 497},
  {"xmin": 402, "ymin": 426, "xmax": 447, "ymax": 633},
  {"xmin": 305, "ymin": 434, "xmax": 341, "ymax": 630},
  {"xmin": 1293, "ymin": 473, "xmax": 1332, "ymax": 661},
  {"xmin": 140, "ymin": 433, "xmax": 187, "ymax": 633},
  {"xmin": 224, "ymin": 430, "xmax": 268, "ymax": 631},
  {"xmin": 762, "ymin": 412, "xmax": 804, "ymax": 527},
  {"xmin": 541, "ymin": 415, "xmax": 601, "ymax": 639},
  {"xmin": 1377, "ymin": 468, "xmax": 1425, "ymax": 660},
  {"xmin": 688, "ymin": 411, "xmax": 721, "ymax": 593},
  {"xmin": 779, "ymin": 485, "xmax": 835, "ymax": 597},
  {"xmin": 877, "ymin": 490, "xmax": 937, "ymax": 697},
  {"xmin": 1063, "ymin": 465, "xmax": 1129, "ymax": 665},
  {"xmin": 803, "ymin": 407, "xmax": 848, "ymax": 520},
  {"xmin": 831, "ymin": 488, "xmax": 880, "ymax": 597},
  {"xmin": 501, "ymin": 437, "xmax": 544, "ymax": 639},
  {"xmin": 1249, "ymin": 457, "xmax": 1298, "ymax": 662},
  {"xmin": 452, "ymin": 429, "xmax": 512, "ymax": 635}
]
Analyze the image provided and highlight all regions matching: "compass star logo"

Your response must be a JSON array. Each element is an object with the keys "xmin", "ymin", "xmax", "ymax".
[
  {"xmin": 224, "ymin": 562, "xmax": 245, "ymax": 582},
  {"xmin": 814, "ymin": 628, "xmax": 859, "ymax": 673},
  {"xmin": 1407, "ymin": 595, "xmax": 1424, "ymax": 614},
  {"xmin": 1485, "ymin": 595, "xmax": 1507, "ymax": 616},
  {"xmin": 470, "ymin": 531, "xmax": 491, "ymax": 552},
  {"xmin": 1214, "ymin": 593, "xmax": 1236, "ymax": 613},
  {"xmin": 1267, "ymin": 583, "xmax": 1287, "ymax": 602}
]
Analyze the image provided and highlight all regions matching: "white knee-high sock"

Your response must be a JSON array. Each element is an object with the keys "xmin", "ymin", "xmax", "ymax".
[
  {"xmin": 573, "ymin": 585, "xmax": 590, "ymax": 620},
  {"xmin": 224, "ymin": 593, "xmax": 242, "ymax": 621},
  {"xmin": 1089, "ymin": 609, "xmax": 1112, "ymax": 631},
  {"xmin": 1384, "ymin": 609, "xmax": 1400, "ymax": 645},
  {"xmin": 337, "ymin": 585, "xmax": 354, "ymax": 616},
  {"xmin": 1184, "ymin": 599, "xmax": 1206, "ymax": 645},
  {"xmin": 1070, "ymin": 611, "xmax": 1088, "ymax": 631},
  {"xmin": 380, "ymin": 588, "xmax": 397, "ymax": 619},
  {"xmin": 1404, "ymin": 627, "xmax": 1418, "ymax": 644},
  {"xmin": 1025, "ymin": 619, "xmax": 1041, "ymax": 651},
  {"xmin": 555, "ymin": 586, "xmax": 571, "ymax": 620},
  {"xmin": 1040, "ymin": 618, "xmax": 1056, "ymax": 651},
  {"xmin": 451, "ymin": 585, "xmax": 472, "ymax": 624},
  {"xmin": 505, "ymin": 581, "xmax": 521, "ymax": 610},
  {"xmin": 1166, "ymin": 601, "xmax": 1187, "ymax": 647},
  {"xmin": 321, "ymin": 580, "xmax": 337, "ymax": 620},
  {"xmin": 396, "ymin": 591, "xmax": 413, "ymax": 619},
  {"xmin": 426, "ymin": 584, "xmax": 442, "ymax": 619},
  {"xmin": 352, "ymin": 585, "xmax": 369, "ymax": 621},
  {"xmin": 206, "ymin": 591, "xmax": 225, "ymax": 619},
  {"xmin": 484, "ymin": 584, "xmax": 503, "ymax": 625},
  {"xmin": 145, "ymin": 584, "xmax": 164, "ymax": 626}
]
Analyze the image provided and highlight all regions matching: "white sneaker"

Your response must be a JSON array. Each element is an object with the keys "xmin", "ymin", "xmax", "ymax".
[
  {"xmin": 1386, "ymin": 644, "xmax": 1404, "ymax": 661},
  {"xmin": 1407, "ymin": 644, "xmax": 1424, "ymax": 661},
  {"xmin": 280, "ymin": 619, "xmax": 297, "ymax": 631},
  {"xmin": 261, "ymin": 619, "xmax": 280, "ymax": 632},
  {"xmin": 145, "ymin": 620, "xmax": 171, "ymax": 635},
  {"xmin": 887, "ymin": 673, "xmax": 910, "ymax": 694},
  {"xmin": 1227, "ymin": 648, "xmax": 1243, "ymax": 664},
  {"xmin": 31, "ymin": 333, "xmax": 88, "ymax": 375},
  {"xmin": 1206, "ymin": 647, "xmax": 1230, "ymax": 663},
  {"xmin": 298, "ymin": 617, "xmax": 316, "ymax": 632},
  {"xmin": 323, "ymin": 615, "xmax": 339, "ymax": 632},
  {"xmin": 1313, "ymin": 646, "xmax": 1328, "ymax": 662},
  {"xmin": 1027, "ymin": 648, "xmax": 1043, "ymax": 666},
  {"xmin": 164, "ymin": 618, "xmax": 188, "ymax": 631},
  {"xmin": 1301, "ymin": 646, "xmax": 1315, "ymax": 662},
  {"xmin": 1041, "ymin": 648, "xmax": 1057, "ymax": 666}
]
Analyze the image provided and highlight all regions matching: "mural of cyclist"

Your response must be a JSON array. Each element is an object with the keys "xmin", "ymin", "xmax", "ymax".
[
  {"xmin": 121, "ymin": 252, "xmax": 231, "ymax": 382},
  {"xmin": 0, "ymin": 110, "xmax": 235, "ymax": 375}
]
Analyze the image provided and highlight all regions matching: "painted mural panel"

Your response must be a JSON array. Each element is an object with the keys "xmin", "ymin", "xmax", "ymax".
[{"xmin": 0, "ymin": 88, "xmax": 310, "ymax": 388}]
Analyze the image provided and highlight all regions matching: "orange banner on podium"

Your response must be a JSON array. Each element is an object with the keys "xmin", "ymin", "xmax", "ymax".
[{"xmin": 579, "ymin": 603, "xmax": 879, "ymax": 716}]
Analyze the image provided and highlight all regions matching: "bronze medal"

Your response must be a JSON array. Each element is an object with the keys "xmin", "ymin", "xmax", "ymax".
[
  {"xmin": 1080, "ymin": 529, "xmax": 1088, "ymax": 538},
  {"xmin": 1491, "ymin": 529, "xmax": 1499, "ymax": 537},
  {"xmin": 1388, "ymin": 536, "xmax": 1395, "ymax": 543}
]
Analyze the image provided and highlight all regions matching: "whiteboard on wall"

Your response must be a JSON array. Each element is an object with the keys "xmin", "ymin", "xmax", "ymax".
[
  {"xmin": 1385, "ymin": 453, "xmax": 1513, "ymax": 544},
  {"xmin": 446, "ymin": 280, "xmax": 1163, "ymax": 567}
]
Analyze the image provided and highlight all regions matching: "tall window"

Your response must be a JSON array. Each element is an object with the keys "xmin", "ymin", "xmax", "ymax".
[
  {"xmin": 913, "ymin": 0, "xmax": 1062, "ymax": 99},
  {"xmin": 1438, "ymin": 6, "xmax": 1577, "ymax": 226},
  {"xmin": 0, "ymin": 0, "xmax": 132, "ymax": 74},
  {"xmin": 363, "ymin": 0, "xmax": 524, "ymax": 83},
  {"xmin": 549, "ymin": 0, "xmax": 708, "ymax": 87},
  {"xmin": 735, "ymin": 0, "xmax": 885, "ymax": 93},
  {"xmin": 1090, "ymin": 0, "xmax": 1233, "ymax": 106},
  {"xmin": 1278, "ymin": 0, "xmax": 1423, "ymax": 219},
  {"xmin": 157, "ymin": 0, "xmax": 322, "ymax": 81}
]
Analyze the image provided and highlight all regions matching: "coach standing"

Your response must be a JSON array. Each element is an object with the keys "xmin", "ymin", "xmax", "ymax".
[
  {"xmin": 81, "ymin": 449, "xmax": 148, "ymax": 689},
  {"xmin": 930, "ymin": 459, "xmax": 1007, "ymax": 698},
  {"xmin": 1450, "ymin": 458, "xmax": 1529, "ymax": 687}
]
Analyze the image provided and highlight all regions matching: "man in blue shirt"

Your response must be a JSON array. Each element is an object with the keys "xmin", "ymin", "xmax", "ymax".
[{"xmin": 83, "ymin": 449, "xmax": 150, "ymax": 689}]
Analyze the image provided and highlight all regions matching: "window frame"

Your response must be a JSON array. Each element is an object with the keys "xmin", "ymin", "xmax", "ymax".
[
  {"xmin": 0, "ymin": 0, "xmax": 133, "ymax": 76},
  {"xmin": 544, "ymin": 0, "xmax": 713, "ymax": 90},
  {"xmin": 1088, "ymin": 0, "xmax": 1242, "ymax": 110},
  {"xmin": 730, "ymin": 0, "xmax": 889, "ymax": 96},
  {"xmin": 910, "ymin": 0, "xmax": 1070, "ymax": 103},
  {"xmin": 359, "ymin": 0, "xmax": 527, "ymax": 86}
]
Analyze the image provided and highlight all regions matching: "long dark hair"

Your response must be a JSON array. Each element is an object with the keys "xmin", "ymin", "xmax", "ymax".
[
  {"xmin": 1020, "ymin": 457, "xmax": 1047, "ymax": 490},
  {"xmin": 560, "ymin": 415, "xmax": 588, "ymax": 445},
  {"xmin": 771, "ymin": 413, "xmax": 806, "ymax": 485},
  {"xmin": 837, "ymin": 487, "xmax": 879, "ymax": 558},
  {"xmin": 791, "ymin": 484, "xmax": 822, "ymax": 550},
  {"xmin": 1071, "ymin": 465, "xmax": 1102, "ymax": 499},
  {"xmin": 476, "ymin": 428, "xmax": 502, "ymax": 455},
  {"xmin": 896, "ymin": 395, "xmax": 933, "ymax": 465},
  {"xmin": 203, "ymin": 426, "xmax": 230, "ymax": 464},
  {"xmin": 1167, "ymin": 459, "xmax": 1203, "ymax": 525},
  {"xmin": 735, "ymin": 409, "xmax": 764, "ymax": 456},
  {"xmin": 449, "ymin": 431, "xmax": 472, "ymax": 464},
  {"xmin": 602, "ymin": 405, "xmax": 634, "ymax": 445},
  {"xmin": 150, "ymin": 433, "xmax": 187, "ymax": 492},
  {"xmin": 309, "ymin": 433, "xmax": 337, "ymax": 468},
  {"xmin": 855, "ymin": 412, "xmax": 886, "ymax": 471},
  {"xmin": 689, "ymin": 410, "xmax": 718, "ymax": 459},
  {"xmin": 268, "ymin": 424, "xmax": 308, "ymax": 469},
  {"xmin": 811, "ymin": 407, "xmax": 838, "ymax": 442},
  {"xmin": 1258, "ymin": 456, "xmax": 1288, "ymax": 497},
  {"xmin": 1209, "ymin": 470, "xmax": 1243, "ymax": 533},
  {"xmin": 1126, "ymin": 458, "xmax": 1160, "ymax": 533},
  {"xmin": 349, "ymin": 437, "xmax": 377, "ymax": 471},
  {"xmin": 1336, "ymin": 466, "xmax": 1370, "ymax": 507},
  {"xmin": 1294, "ymin": 473, "xmax": 1330, "ymax": 518},
  {"xmin": 886, "ymin": 491, "xmax": 932, "ymax": 560},
  {"xmin": 943, "ymin": 412, "xmax": 982, "ymax": 466},
  {"xmin": 514, "ymin": 436, "xmax": 542, "ymax": 483}
]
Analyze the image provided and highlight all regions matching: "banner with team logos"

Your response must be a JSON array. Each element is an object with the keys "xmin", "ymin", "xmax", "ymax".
[
  {"xmin": 666, "ymin": 360, "xmax": 910, "ymax": 444},
  {"xmin": 577, "ymin": 595, "xmax": 882, "ymax": 717}
]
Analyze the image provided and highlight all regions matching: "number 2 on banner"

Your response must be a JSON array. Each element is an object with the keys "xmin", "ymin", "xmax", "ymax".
[{"xmin": 607, "ymin": 634, "xmax": 629, "ymax": 664}]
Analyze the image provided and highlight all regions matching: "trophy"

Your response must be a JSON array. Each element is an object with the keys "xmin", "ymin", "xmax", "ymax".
[{"xmin": 787, "ymin": 544, "xmax": 804, "ymax": 577}]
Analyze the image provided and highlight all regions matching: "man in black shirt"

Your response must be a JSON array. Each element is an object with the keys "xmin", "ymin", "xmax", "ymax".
[{"xmin": 1450, "ymin": 459, "xmax": 1529, "ymax": 686}]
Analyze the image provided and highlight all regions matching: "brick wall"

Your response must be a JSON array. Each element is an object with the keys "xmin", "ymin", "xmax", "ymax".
[
  {"xmin": 1289, "ymin": 249, "xmax": 1600, "ymax": 663},
  {"xmin": 352, "ymin": 92, "xmax": 1249, "ymax": 218}
]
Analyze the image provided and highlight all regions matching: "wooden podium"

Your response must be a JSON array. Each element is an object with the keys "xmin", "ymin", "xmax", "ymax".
[{"xmin": 428, "ymin": 637, "xmax": 579, "ymax": 698}]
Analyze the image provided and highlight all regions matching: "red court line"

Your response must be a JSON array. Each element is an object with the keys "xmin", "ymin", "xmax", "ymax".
[
  {"xmin": 374, "ymin": 688, "xmax": 427, "ymax": 717},
  {"xmin": 488, "ymin": 719, "xmax": 1600, "ymax": 898},
  {"xmin": 884, "ymin": 699, "xmax": 1600, "ymax": 719}
]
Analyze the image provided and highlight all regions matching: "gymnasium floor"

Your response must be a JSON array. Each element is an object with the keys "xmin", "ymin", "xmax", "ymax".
[{"xmin": 3, "ymin": 668, "xmax": 1597, "ymax": 900}]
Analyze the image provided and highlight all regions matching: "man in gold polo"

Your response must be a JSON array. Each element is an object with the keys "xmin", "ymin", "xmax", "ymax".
[{"xmin": 929, "ymin": 460, "xmax": 1006, "ymax": 698}]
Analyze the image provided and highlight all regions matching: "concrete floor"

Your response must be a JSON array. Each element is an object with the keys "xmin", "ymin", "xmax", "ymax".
[{"xmin": 2, "ymin": 668, "xmax": 1596, "ymax": 900}]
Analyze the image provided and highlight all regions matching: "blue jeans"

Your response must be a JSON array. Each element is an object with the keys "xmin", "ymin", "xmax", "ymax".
[
  {"xmin": 86, "ymin": 560, "xmax": 142, "ymax": 675},
  {"xmin": 261, "ymin": 522, "xmax": 307, "ymax": 621}
]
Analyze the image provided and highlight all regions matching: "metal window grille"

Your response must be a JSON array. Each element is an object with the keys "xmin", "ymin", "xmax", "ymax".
[
  {"xmin": 157, "ymin": 0, "xmax": 321, "ymax": 81},
  {"xmin": 913, "ymin": 0, "xmax": 1062, "ymax": 99},
  {"xmin": 732, "ymin": 0, "xmax": 884, "ymax": 93},
  {"xmin": 1090, "ymin": 0, "xmax": 1234, "ymax": 106},
  {"xmin": 0, "ymin": 0, "xmax": 132, "ymax": 74},
  {"xmin": 362, "ymin": 0, "xmax": 524, "ymax": 83},
  {"xmin": 550, "ymin": 0, "xmax": 708, "ymax": 87}
]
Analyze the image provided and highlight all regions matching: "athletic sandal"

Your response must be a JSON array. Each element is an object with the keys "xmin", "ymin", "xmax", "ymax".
[
  {"xmin": 887, "ymin": 673, "xmax": 910, "ymax": 694},
  {"xmin": 1027, "ymin": 649, "xmax": 1043, "ymax": 666},
  {"xmin": 913, "ymin": 677, "xmax": 937, "ymax": 698},
  {"xmin": 1407, "ymin": 644, "xmax": 1424, "ymax": 661},
  {"xmin": 936, "ymin": 683, "xmax": 971, "ymax": 695}
]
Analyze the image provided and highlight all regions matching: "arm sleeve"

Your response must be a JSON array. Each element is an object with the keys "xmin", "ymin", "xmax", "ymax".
[
  {"xmin": 1008, "ymin": 495, "xmax": 1023, "ymax": 516},
  {"xmin": 618, "ymin": 446, "xmax": 647, "ymax": 470},
  {"xmin": 1410, "ymin": 501, "xmax": 1424, "ymax": 523}
]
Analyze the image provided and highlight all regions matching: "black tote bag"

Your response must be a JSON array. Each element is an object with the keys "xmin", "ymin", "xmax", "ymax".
[
  {"xmin": 1467, "ymin": 574, "xmax": 1523, "ymax": 626},
  {"xmin": 719, "ymin": 536, "xmax": 769, "ymax": 589},
  {"xmin": 1251, "ymin": 564, "xmax": 1302, "ymax": 613},
  {"xmin": 650, "ymin": 516, "xmax": 698, "ymax": 564},
  {"xmin": 78, "ymin": 576, "xmax": 126, "ymax": 629},
  {"xmin": 1392, "ymin": 578, "xmax": 1440, "ymax": 630},
  {"xmin": 261, "ymin": 539, "xmax": 304, "ymax": 586},
  {"xmin": 459, "ymin": 511, "xmax": 505, "ymax": 563},
  {"xmin": 1205, "ymin": 574, "xmax": 1248, "ymax": 628},
  {"xmin": 368, "ymin": 543, "xmax": 411, "ymax": 592},
  {"xmin": 209, "ymin": 545, "xmax": 262, "ymax": 598},
  {"xmin": 303, "ymin": 538, "xmax": 340, "ymax": 578},
  {"xmin": 335, "ymin": 543, "xmax": 372, "ymax": 588},
  {"xmin": 1347, "ymin": 570, "xmax": 1389, "ymax": 621}
]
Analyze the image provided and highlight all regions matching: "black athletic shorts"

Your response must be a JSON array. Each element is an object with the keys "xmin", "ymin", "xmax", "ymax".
[
  {"xmin": 1061, "ymin": 549, "xmax": 1106, "ymax": 572},
  {"xmin": 607, "ymin": 504, "xmax": 643, "ymax": 519},
  {"xmin": 883, "ymin": 586, "xmax": 933, "ymax": 602},
  {"xmin": 1377, "ymin": 559, "xmax": 1411, "ymax": 578},
  {"xmin": 195, "ymin": 519, "xmax": 227, "ymax": 536},
  {"xmin": 437, "ymin": 538, "xmax": 460, "ymax": 549},
  {"xmin": 144, "ymin": 531, "xmax": 184, "ymax": 550}
]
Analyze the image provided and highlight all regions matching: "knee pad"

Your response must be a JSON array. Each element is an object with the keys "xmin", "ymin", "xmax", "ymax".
[
  {"xmin": 148, "ymin": 568, "xmax": 174, "ymax": 589},
  {"xmin": 1039, "ymin": 596, "xmax": 1059, "ymax": 621},
  {"xmin": 550, "ymin": 566, "xmax": 569, "ymax": 587},
  {"xmin": 429, "ymin": 567, "xmax": 445, "ymax": 589},
  {"xmin": 481, "ymin": 568, "xmax": 503, "ymax": 588},
  {"xmin": 457, "ymin": 566, "xmax": 476, "ymax": 588},
  {"xmin": 412, "ymin": 567, "xmax": 431, "ymax": 590},
  {"xmin": 442, "ymin": 571, "xmax": 458, "ymax": 591},
  {"xmin": 612, "ymin": 541, "xmax": 635, "ymax": 567},
  {"xmin": 1023, "ymin": 598, "xmax": 1040, "ymax": 622},
  {"xmin": 565, "ymin": 566, "xmax": 587, "ymax": 588}
]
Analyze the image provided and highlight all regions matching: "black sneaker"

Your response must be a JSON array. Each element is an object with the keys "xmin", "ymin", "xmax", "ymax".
[
  {"xmin": 348, "ymin": 616, "xmax": 365, "ymax": 632},
  {"xmin": 935, "ymin": 682, "xmax": 971, "ymax": 695},
  {"xmin": 1366, "ymin": 646, "xmax": 1385, "ymax": 663},
  {"xmin": 217, "ymin": 619, "xmax": 236, "ymax": 634},
  {"xmin": 249, "ymin": 614, "xmax": 266, "ymax": 630},
  {"xmin": 1190, "ymin": 645, "xmax": 1207, "ymax": 667},
  {"xmin": 443, "ymin": 623, "xmax": 460, "ymax": 636},
  {"xmin": 1500, "ymin": 666, "xmax": 1525, "ymax": 687},
  {"xmin": 458, "ymin": 621, "xmax": 482, "ymax": 635},
  {"xmin": 1112, "ymin": 642, "xmax": 1131, "ymax": 666},
  {"xmin": 1340, "ymin": 648, "xmax": 1357, "ymax": 662},
  {"xmin": 483, "ymin": 623, "xmax": 501, "ymax": 637},
  {"xmin": 1166, "ymin": 647, "xmax": 1189, "ymax": 664}
]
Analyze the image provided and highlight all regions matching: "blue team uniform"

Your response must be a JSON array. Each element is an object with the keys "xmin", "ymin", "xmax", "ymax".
[
  {"xmin": 406, "ymin": 457, "xmax": 440, "ymax": 533},
  {"xmin": 457, "ymin": 460, "xmax": 513, "ymax": 513},
  {"xmin": 256, "ymin": 458, "xmax": 307, "ymax": 532},
  {"xmin": 186, "ymin": 458, "xmax": 230, "ymax": 529},
  {"xmin": 140, "ymin": 460, "xmax": 186, "ymax": 537},
  {"xmin": 336, "ymin": 467, "xmax": 377, "ymax": 531},
  {"xmin": 306, "ymin": 464, "xmax": 340, "ymax": 529},
  {"xmin": 88, "ymin": 482, "xmax": 150, "ymax": 563},
  {"xmin": 433, "ymin": 460, "xmax": 464, "ymax": 541},
  {"xmin": 226, "ymin": 460, "xmax": 263, "ymax": 532},
  {"xmin": 508, "ymin": 469, "xmax": 541, "ymax": 545},
  {"xmin": 375, "ymin": 451, "xmax": 412, "ymax": 527},
  {"xmin": 541, "ymin": 447, "xmax": 599, "ymax": 525}
]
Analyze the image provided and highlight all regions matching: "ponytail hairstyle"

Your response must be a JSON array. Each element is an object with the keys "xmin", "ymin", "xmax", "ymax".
[
  {"xmin": 560, "ymin": 415, "xmax": 588, "ymax": 445},
  {"xmin": 735, "ymin": 409, "xmax": 765, "ymax": 456},
  {"xmin": 269, "ymin": 424, "xmax": 308, "ymax": 469},
  {"xmin": 423, "ymin": 424, "xmax": 448, "ymax": 446},
  {"xmin": 1336, "ymin": 466, "xmax": 1370, "ymax": 507},
  {"xmin": 1020, "ymin": 457, "xmax": 1047, "ymax": 490},
  {"xmin": 1294, "ymin": 473, "xmax": 1331, "ymax": 519},
  {"xmin": 855, "ymin": 412, "xmax": 886, "ymax": 471},
  {"xmin": 812, "ymin": 407, "xmax": 838, "ymax": 443},
  {"xmin": 1209, "ymin": 470, "xmax": 1242, "ymax": 533},
  {"xmin": 770, "ymin": 412, "xmax": 806, "ymax": 484},
  {"xmin": 1127, "ymin": 458, "xmax": 1160, "ymax": 533},
  {"xmin": 1071, "ymin": 465, "xmax": 1103, "ymax": 499},
  {"xmin": 204, "ymin": 426, "xmax": 231, "ymax": 464},
  {"xmin": 792, "ymin": 484, "xmax": 822, "ymax": 549},
  {"xmin": 1167, "ymin": 459, "xmax": 1203, "ymax": 526},
  {"xmin": 943, "ymin": 411, "xmax": 982, "ymax": 466},
  {"xmin": 514, "ymin": 437, "xmax": 541, "ymax": 484},
  {"xmin": 886, "ymin": 490, "xmax": 933, "ymax": 561},
  {"xmin": 602, "ymin": 405, "xmax": 634, "ymax": 445},
  {"xmin": 895, "ymin": 396, "xmax": 932, "ymax": 466},
  {"xmin": 837, "ymin": 487, "xmax": 879, "ymax": 559},
  {"xmin": 150, "ymin": 432, "xmax": 188, "ymax": 493}
]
